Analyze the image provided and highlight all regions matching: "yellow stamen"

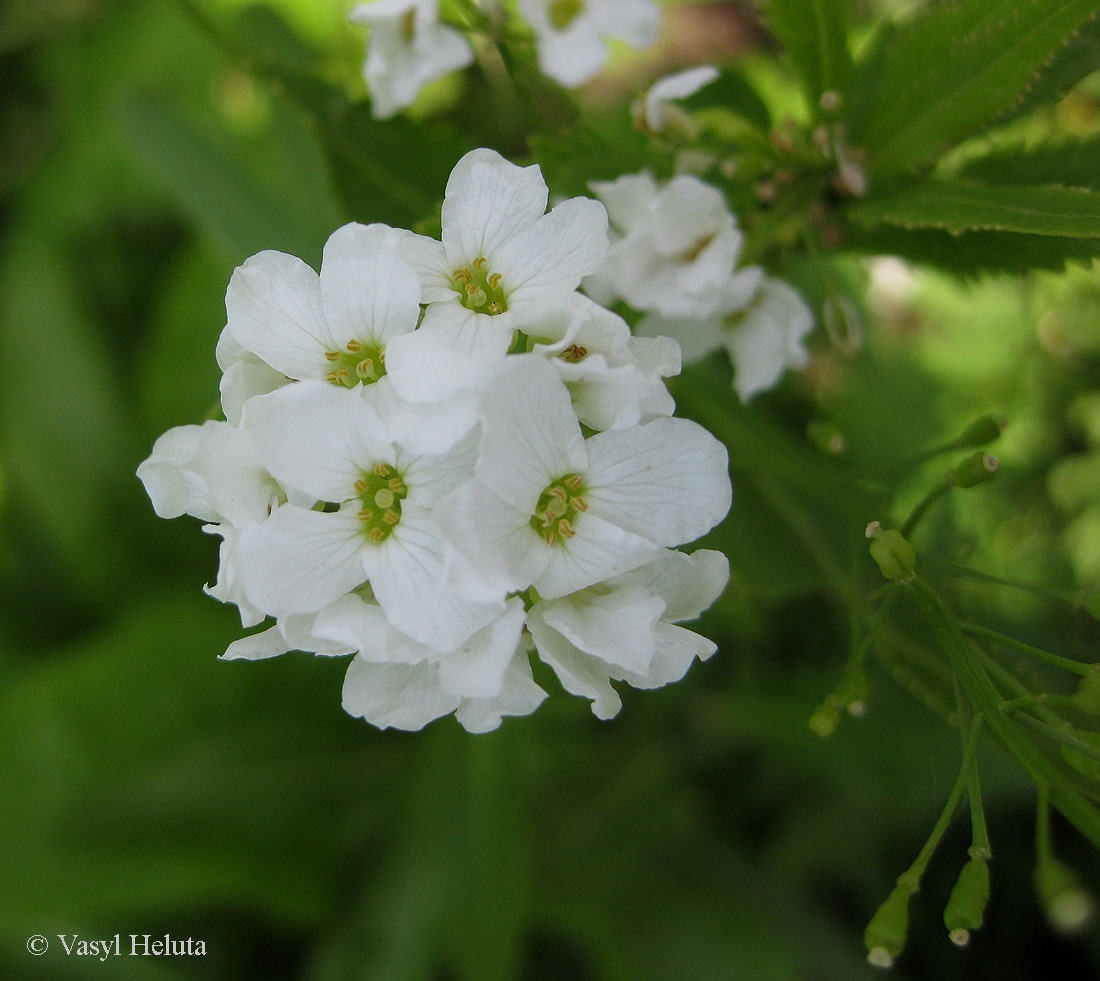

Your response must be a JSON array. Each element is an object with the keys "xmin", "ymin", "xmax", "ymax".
[
  {"xmin": 346, "ymin": 338, "xmax": 362, "ymax": 352},
  {"xmin": 324, "ymin": 350, "xmax": 340, "ymax": 362},
  {"xmin": 472, "ymin": 256, "xmax": 487, "ymax": 269}
]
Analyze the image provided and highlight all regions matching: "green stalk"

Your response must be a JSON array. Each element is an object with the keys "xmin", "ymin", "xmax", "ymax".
[{"xmin": 959, "ymin": 622, "xmax": 1096, "ymax": 677}]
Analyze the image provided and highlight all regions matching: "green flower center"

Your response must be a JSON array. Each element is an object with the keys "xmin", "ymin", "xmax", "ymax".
[
  {"xmin": 453, "ymin": 257, "xmax": 508, "ymax": 314},
  {"xmin": 548, "ymin": 0, "xmax": 584, "ymax": 31},
  {"xmin": 530, "ymin": 473, "xmax": 588, "ymax": 546},
  {"xmin": 324, "ymin": 339, "xmax": 386, "ymax": 388},
  {"xmin": 355, "ymin": 463, "xmax": 407, "ymax": 543}
]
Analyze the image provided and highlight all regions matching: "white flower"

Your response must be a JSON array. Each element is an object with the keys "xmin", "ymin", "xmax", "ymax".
[
  {"xmin": 313, "ymin": 594, "xmax": 546, "ymax": 731},
  {"xmin": 434, "ymin": 355, "xmax": 731, "ymax": 602},
  {"xmin": 524, "ymin": 292, "xmax": 680, "ymax": 430},
  {"xmin": 386, "ymin": 148, "xmax": 609, "ymax": 403},
  {"xmin": 224, "ymin": 222, "xmax": 419, "ymax": 391},
  {"xmin": 634, "ymin": 64, "xmax": 719, "ymax": 134},
  {"xmin": 518, "ymin": 0, "xmax": 661, "ymax": 88},
  {"xmin": 639, "ymin": 274, "xmax": 814, "ymax": 401},
  {"xmin": 223, "ymin": 221, "xmax": 475, "ymax": 454},
  {"xmin": 350, "ymin": 0, "xmax": 474, "ymax": 120},
  {"xmin": 137, "ymin": 421, "xmax": 283, "ymax": 627},
  {"xmin": 527, "ymin": 549, "xmax": 729, "ymax": 717},
  {"xmin": 235, "ymin": 380, "xmax": 505, "ymax": 652},
  {"xmin": 585, "ymin": 172, "xmax": 743, "ymax": 318}
]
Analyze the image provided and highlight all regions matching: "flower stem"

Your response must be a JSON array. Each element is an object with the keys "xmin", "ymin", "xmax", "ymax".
[{"xmin": 959, "ymin": 622, "xmax": 1096, "ymax": 677}]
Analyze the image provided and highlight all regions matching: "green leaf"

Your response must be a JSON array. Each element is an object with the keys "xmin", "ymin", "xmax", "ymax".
[
  {"xmin": 844, "ymin": 224, "xmax": 1099, "ymax": 275},
  {"xmin": 851, "ymin": 0, "xmax": 1100, "ymax": 176},
  {"xmin": 849, "ymin": 179, "xmax": 1100, "ymax": 237},
  {"xmin": 0, "ymin": 229, "xmax": 138, "ymax": 603},
  {"xmin": 764, "ymin": 0, "xmax": 853, "ymax": 110},
  {"xmin": 681, "ymin": 68, "xmax": 773, "ymax": 134},
  {"xmin": 961, "ymin": 136, "xmax": 1100, "ymax": 191},
  {"xmin": 1005, "ymin": 11, "xmax": 1100, "ymax": 119},
  {"xmin": 118, "ymin": 93, "xmax": 335, "ymax": 265}
]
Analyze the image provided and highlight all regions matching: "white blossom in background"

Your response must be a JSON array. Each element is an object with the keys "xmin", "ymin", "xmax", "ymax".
[
  {"xmin": 640, "ymin": 275, "xmax": 814, "ymax": 401},
  {"xmin": 518, "ymin": 0, "xmax": 661, "ymax": 88},
  {"xmin": 387, "ymin": 148, "xmax": 609, "ymax": 403},
  {"xmin": 350, "ymin": 0, "xmax": 474, "ymax": 120},
  {"xmin": 138, "ymin": 146, "xmax": 734, "ymax": 733},
  {"xmin": 584, "ymin": 171, "xmax": 743, "ymax": 318},
  {"xmin": 633, "ymin": 64, "xmax": 719, "ymax": 135}
]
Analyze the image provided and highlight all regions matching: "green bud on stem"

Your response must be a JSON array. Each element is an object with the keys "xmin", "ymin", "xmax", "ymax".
[
  {"xmin": 944, "ymin": 856, "xmax": 990, "ymax": 946},
  {"xmin": 956, "ymin": 415, "xmax": 1005, "ymax": 449},
  {"xmin": 1035, "ymin": 858, "xmax": 1094, "ymax": 934},
  {"xmin": 867, "ymin": 521, "xmax": 916, "ymax": 582},
  {"xmin": 1072, "ymin": 668, "xmax": 1100, "ymax": 715},
  {"xmin": 950, "ymin": 451, "xmax": 999, "ymax": 489},
  {"xmin": 865, "ymin": 882, "xmax": 915, "ymax": 968}
]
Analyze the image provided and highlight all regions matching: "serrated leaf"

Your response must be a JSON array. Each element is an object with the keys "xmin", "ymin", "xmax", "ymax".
[
  {"xmin": 961, "ymin": 137, "xmax": 1100, "ymax": 191},
  {"xmin": 1005, "ymin": 11, "xmax": 1100, "ymax": 119},
  {"xmin": 844, "ymin": 224, "xmax": 1099, "ymax": 275},
  {"xmin": 849, "ymin": 179, "xmax": 1100, "ymax": 236},
  {"xmin": 764, "ymin": 0, "xmax": 853, "ymax": 109},
  {"xmin": 680, "ymin": 67, "xmax": 773, "ymax": 134},
  {"xmin": 852, "ymin": 0, "xmax": 1100, "ymax": 176}
]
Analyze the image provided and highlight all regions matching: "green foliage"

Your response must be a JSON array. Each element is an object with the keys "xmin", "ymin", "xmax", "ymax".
[
  {"xmin": 849, "ymin": 179, "xmax": 1100, "ymax": 237},
  {"xmin": 848, "ymin": 0, "xmax": 1100, "ymax": 177},
  {"xmin": 763, "ymin": 0, "xmax": 854, "ymax": 111},
  {"xmin": 961, "ymin": 136, "xmax": 1100, "ymax": 191}
]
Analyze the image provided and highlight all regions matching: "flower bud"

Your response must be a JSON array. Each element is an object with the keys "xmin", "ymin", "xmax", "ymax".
[
  {"xmin": 866, "ymin": 522, "xmax": 916, "ymax": 582},
  {"xmin": 865, "ymin": 882, "xmax": 914, "ymax": 968},
  {"xmin": 956, "ymin": 415, "xmax": 1005, "ymax": 449},
  {"xmin": 944, "ymin": 856, "xmax": 990, "ymax": 946},
  {"xmin": 950, "ymin": 451, "xmax": 999, "ymax": 489},
  {"xmin": 823, "ymin": 294, "xmax": 864, "ymax": 354},
  {"xmin": 1035, "ymin": 858, "xmax": 1095, "ymax": 934}
]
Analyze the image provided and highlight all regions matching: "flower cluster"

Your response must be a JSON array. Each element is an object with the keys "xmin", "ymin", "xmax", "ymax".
[
  {"xmin": 139, "ymin": 149, "xmax": 732, "ymax": 732},
  {"xmin": 351, "ymin": 0, "xmax": 662, "ymax": 118},
  {"xmin": 584, "ymin": 169, "xmax": 815, "ymax": 401}
]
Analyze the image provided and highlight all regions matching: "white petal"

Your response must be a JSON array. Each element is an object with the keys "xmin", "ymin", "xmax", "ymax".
[
  {"xmin": 137, "ymin": 425, "xmax": 215, "ymax": 521},
  {"xmin": 220, "ymin": 624, "xmax": 288, "ymax": 661},
  {"xmin": 219, "ymin": 359, "xmax": 289, "ymax": 427},
  {"xmin": 320, "ymin": 223, "xmax": 422, "ymax": 348},
  {"xmin": 279, "ymin": 609, "xmax": 357, "ymax": 656},
  {"xmin": 437, "ymin": 597, "xmax": 526, "ymax": 698},
  {"xmin": 363, "ymin": 503, "xmax": 506, "ymax": 651},
  {"xmin": 498, "ymin": 197, "xmax": 610, "ymax": 307},
  {"xmin": 312, "ymin": 592, "xmax": 432, "ymax": 664},
  {"xmin": 589, "ymin": 172, "xmax": 659, "ymax": 234},
  {"xmin": 643, "ymin": 65, "xmax": 719, "ymax": 131},
  {"xmin": 202, "ymin": 523, "xmax": 267, "ymax": 627},
  {"xmin": 395, "ymin": 424, "xmax": 479, "ymax": 507},
  {"xmin": 225, "ymin": 250, "xmax": 333, "ymax": 378},
  {"xmin": 589, "ymin": 0, "xmax": 661, "ymax": 48},
  {"xmin": 186, "ymin": 420, "xmax": 277, "ymax": 526},
  {"xmin": 248, "ymin": 381, "xmax": 392, "ymax": 502},
  {"xmin": 237, "ymin": 505, "xmax": 367, "ymax": 616},
  {"xmin": 476, "ymin": 354, "xmax": 587, "ymax": 509},
  {"xmin": 610, "ymin": 620, "xmax": 715, "ymax": 688},
  {"xmin": 620, "ymin": 548, "xmax": 729, "ymax": 623},
  {"xmin": 434, "ymin": 480, "xmax": 550, "ymax": 597},
  {"xmin": 525, "ymin": 14, "xmax": 609, "ymax": 88},
  {"xmin": 397, "ymin": 233, "xmax": 455, "ymax": 302},
  {"xmin": 384, "ymin": 303, "xmax": 512, "ymax": 403},
  {"xmin": 727, "ymin": 277, "xmax": 814, "ymax": 401},
  {"xmin": 342, "ymin": 657, "xmax": 459, "ymax": 730},
  {"xmin": 442, "ymin": 148, "xmax": 548, "ymax": 265},
  {"xmin": 528, "ymin": 606, "xmax": 622, "ymax": 718},
  {"xmin": 455, "ymin": 651, "xmax": 547, "ymax": 732},
  {"xmin": 365, "ymin": 376, "xmax": 479, "ymax": 457},
  {"xmin": 584, "ymin": 418, "xmax": 731, "ymax": 547},
  {"xmin": 535, "ymin": 511, "xmax": 662, "ymax": 600},
  {"xmin": 636, "ymin": 310, "xmax": 727, "ymax": 364},
  {"xmin": 539, "ymin": 584, "xmax": 664, "ymax": 674}
]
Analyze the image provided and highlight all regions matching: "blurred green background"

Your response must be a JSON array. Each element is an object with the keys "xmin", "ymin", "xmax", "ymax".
[{"xmin": 2, "ymin": 1, "xmax": 1100, "ymax": 978}]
